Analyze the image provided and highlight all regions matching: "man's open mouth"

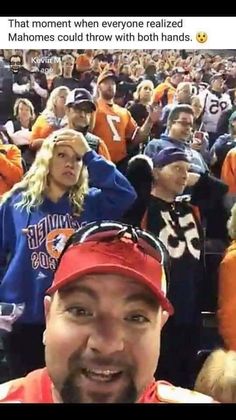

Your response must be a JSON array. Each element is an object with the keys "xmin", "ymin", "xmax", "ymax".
[{"xmin": 81, "ymin": 368, "xmax": 123, "ymax": 382}]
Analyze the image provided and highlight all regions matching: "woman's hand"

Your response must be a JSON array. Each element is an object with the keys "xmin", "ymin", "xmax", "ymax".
[
  {"xmin": 147, "ymin": 102, "xmax": 162, "ymax": 123},
  {"xmin": 54, "ymin": 129, "xmax": 91, "ymax": 157}
]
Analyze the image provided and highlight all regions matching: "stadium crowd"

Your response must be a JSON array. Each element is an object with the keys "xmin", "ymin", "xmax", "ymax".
[{"xmin": 0, "ymin": 48, "xmax": 236, "ymax": 402}]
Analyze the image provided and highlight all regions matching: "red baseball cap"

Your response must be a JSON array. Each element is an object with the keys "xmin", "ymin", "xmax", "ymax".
[{"xmin": 47, "ymin": 240, "xmax": 174, "ymax": 315}]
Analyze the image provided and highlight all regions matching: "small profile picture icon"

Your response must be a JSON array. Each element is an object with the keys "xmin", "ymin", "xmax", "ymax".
[{"xmin": 196, "ymin": 32, "xmax": 208, "ymax": 44}]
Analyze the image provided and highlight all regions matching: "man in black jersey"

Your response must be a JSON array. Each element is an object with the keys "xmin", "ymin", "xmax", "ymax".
[
  {"xmin": 142, "ymin": 148, "xmax": 204, "ymax": 388},
  {"xmin": 124, "ymin": 147, "xmax": 225, "ymax": 388}
]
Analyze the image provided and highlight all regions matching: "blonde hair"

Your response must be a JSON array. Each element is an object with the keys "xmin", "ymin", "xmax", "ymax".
[
  {"xmin": 0, "ymin": 129, "xmax": 89, "ymax": 214},
  {"xmin": 191, "ymin": 95, "xmax": 203, "ymax": 119},
  {"xmin": 227, "ymin": 203, "xmax": 236, "ymax": 240},
  {"xmin": 194, "ymin": 348, "xmax": 236, "ymax": 403},
  {"xmin": 133, "ymin": 80, "xmax": 154, "ymax": 101},
  {"xmin": 191, "ymin": 95, "xmax": 202, "ymax": 107},
  {"xmin": 176, "ymin": 82, "xmax": 192, "ymax": 94},
  {"xmin": 43, "ymin": 86, "xmax": 70, "ymax": 115},
  {"xmin": 50, "ymin": 56, "xmax": 62, "ymax": 76},
  {"xmin": 13, "ymin": 98, "xmax": 35, "ymax": 121}
]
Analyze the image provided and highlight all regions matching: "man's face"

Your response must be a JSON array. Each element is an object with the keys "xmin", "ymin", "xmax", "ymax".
[
  {"xmin": 62, "ymin": 58, "xmax": 74, "ymax": 76},
  {"xmin": 193, "ymin": 70, "xmax": 203, "ymax": 83},
  {"xmin": 122, "ymin": 55, "xmax": 129, "ymax": 64},
  {"xmin": 158, "ymin": 61, "xmax": 165, "ymax": 70},
  {"xmin": 176, "ymin": 85, "xmax": 191, "ymax": 104},
  {"xmin": 211, "ymin": 77, "xmax": 224, "ymax": 92},
  {"xmin": 66, "ymin": 102, "xmax": 93, "ymax": 131},
  {"xmin": 171, "ymin": 73, "xmax": 184, "ymax": 86},
  {"xmin": 191, "ymin": 99, "xmax": 203, "ymax": 120},
  {"xmin": 154, "ymin": 160, "xmax": 190, "ymax": 197},
  {"xmin": 10, "ymin": 56, "xmax": 22, "ymax": 73},
  {"xmin": 99, "ymin": 77, "xmax": 116, "ymax": 101},
  {"xmin": 169, "ymin": 112, "xmax": 194, "ymax": 141},
  {"xmin": 44, "ymin": 273, "xmax": 165, "ymax": 403}
]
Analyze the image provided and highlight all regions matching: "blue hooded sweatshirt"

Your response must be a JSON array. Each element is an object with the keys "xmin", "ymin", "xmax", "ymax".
[
  {"xmin": 0, "ymin": 150, "xmax": 136, "ymax": 324},
  {"xmin": 144, "ymin": 134, "xmax": 208, "ymax": 174}
]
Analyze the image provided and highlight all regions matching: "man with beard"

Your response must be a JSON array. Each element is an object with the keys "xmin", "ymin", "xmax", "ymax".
[
  {"xmin": 9, "ymin": 54, "xmax": 23, "ymax": 78},
  {"xmin": 124, "ymin": 147, "xmax": 228, "ymax": 387},
  {"xmin": 0, "ymin": 222, "xmax": 215, "ymax": 403},
  {"xmin": 93, "ymin": 70, "xmax": 160, "ymax": 173}
]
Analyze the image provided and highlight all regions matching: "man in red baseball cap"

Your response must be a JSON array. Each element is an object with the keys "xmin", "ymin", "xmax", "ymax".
[{"xmin": 0, "ymin": 222, "xmax": 216, "ymax": 403}]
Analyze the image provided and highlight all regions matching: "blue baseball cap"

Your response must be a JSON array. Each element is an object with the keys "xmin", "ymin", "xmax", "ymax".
[
  {"xmin": 147, "ymin": 147, "xmax": 190, "ymax": 168},
  {"xmin": 65, "ymin": 88, "xmax": 96, "ymax": 111}
]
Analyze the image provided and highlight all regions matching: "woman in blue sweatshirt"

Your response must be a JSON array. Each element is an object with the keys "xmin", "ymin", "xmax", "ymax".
[{"xmin": 0, "ymin": 128, "xmax": 136, "ymax": 378}]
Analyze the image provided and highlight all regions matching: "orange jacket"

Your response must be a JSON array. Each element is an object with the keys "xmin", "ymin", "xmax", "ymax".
[
  {"xmin": 221, "ymin": 148, "xmax": 236, "ymax": 193},
  {"xmin": 153, "ymin": 79, "xmax": 176, "ymax": 105},
  {"xmin": 31, "ymin": 119, "xmax": 111, "ymax": 161},
  {"xmin": 31, "ymin": 115, "xmax": 57, "ymax": 141},
  {"xmin": 0, "ymin": 368, "xmax": 215, "ymax": 403},
  {"xmin": 218, "ymin": 240, "xmax": 236, "ymax": 350},
  {"xmin": 0, "ymin": 145, "xmax": 23, "ymax": 195}
]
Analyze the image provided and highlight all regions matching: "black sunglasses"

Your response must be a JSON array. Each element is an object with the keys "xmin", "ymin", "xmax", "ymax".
[{"xmin": 57, "ymin": 221, "xmax": 171, "ymax": 291}]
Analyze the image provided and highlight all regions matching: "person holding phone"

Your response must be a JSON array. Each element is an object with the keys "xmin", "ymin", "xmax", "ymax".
[{"xmin": 191, "ymin": 95, "xmax": 210, "ymax": 165}]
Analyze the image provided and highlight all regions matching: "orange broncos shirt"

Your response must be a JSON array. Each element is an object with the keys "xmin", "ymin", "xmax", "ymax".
[
  {"xmin": 93, "ymin": 98, "xmax": 138, "ymax": 163},
  {"xmin": 31, "ymin": 115, "xmax": 55, "ymax": 141},
  {"xmin": 0, "ymin": 369, "xmax": 216, "ymax": 403},
  {"xmin": 0, "ymin": 145, "xmax": 23, "ymax": 195},
  {"xmin": 221, "ymin": 148, "xmax": 236, "ymax": 193},
  {"xmin": 218, "ymin": 240, "xmax": 236, "ymax": 350}
]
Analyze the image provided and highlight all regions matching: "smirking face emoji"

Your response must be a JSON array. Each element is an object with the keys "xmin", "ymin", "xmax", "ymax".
[{"xmin": 196, "ymin": 32, "xmax": 208, "ymax": 43}]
